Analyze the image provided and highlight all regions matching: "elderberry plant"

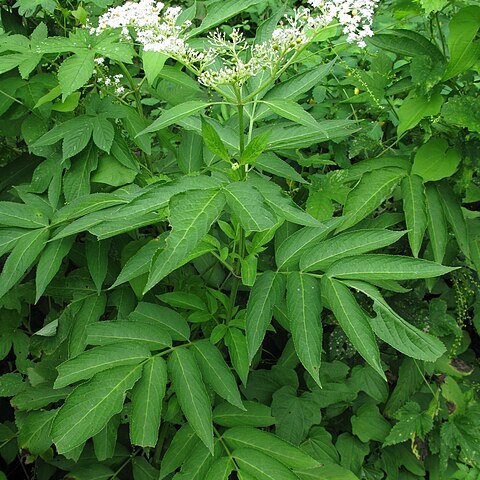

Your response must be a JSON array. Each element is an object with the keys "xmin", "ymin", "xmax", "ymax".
[{"xmin": 0, "ymin": 0, "xmax": 479, "ymax": 478}]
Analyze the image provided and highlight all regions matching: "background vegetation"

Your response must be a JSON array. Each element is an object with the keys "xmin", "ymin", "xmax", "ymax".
[{"xmin": 0, "ymin": 0, "xmax": 479, "ymax": 478}]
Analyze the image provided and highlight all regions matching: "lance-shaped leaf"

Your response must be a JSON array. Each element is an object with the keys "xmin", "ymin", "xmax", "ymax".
[
  {"xmin": 129, "ymin": 302, "xmax": 190, "ymax": 341},
  {"xmin": 0, "ymin": 228, "xmax": 49, "ymax": 299},
  {"xmin": 225, "ymin": 182, "xmax": 277, "ymax": 232},
  {"xmin": 205, "ymin": 457, "xmax": 235, "ymax": 480},
  {"xmin": 425, "ymin": 183, "xmax": 448, "ymax": 264},
  {"xmin": 54, "ymin": 342, "xmax": 150, "ymax": 388},
  {"xmin": 262, "ymin": 99, "xmax": 321, "ymax": 129},
  {"xmin": 192, "ymin": 340, "xmax": 244, "ymax": 410},
  {"xmin": 401, "ymin": 175, "xmax": 427, "ymax": 257},
  {"xmin": 233, "ymin": 448, "xmax": 300, "ymax": 480},
  {"xmin": 286, "ymin": 273, "xmax": 323, "ymax": 387},
  {"xmin": 275, "ymin": 218, "xmax": 343, "ymax": 270},
  {"xmin": 168, "ymin": 348, "xmax": 214, "ymax": 453},
  {"xmin": 300, "ymin": 229, "xmax": 405, "ymax": 272},
  {"xmin": 85, "ymin": 237, "xmax": 110, "ymax": 293},
  {"xmin": 437, "ymin": 182, "xmax": 470, "ymax": 257},
  {"xmin": 214, "ymin": 401, "xmax": 274, "ymax": 427},
  {"xmin": 223, "ymin": 427, "xmax": 321, "ymax": 470},
  {"xmin": 68, "ymin": 293, "xmax": 107, "ymax": 358},
  {"xmin": 321, "ymin": 277, "xmax": 385, "ymax": 379},
  {"xmin": 139, "ymin": 101, "xmax": 211, "ymax": 135},
  {"xmin": 17, "ymin": 409, "xmax": 57, "ymax": 456},
  {"xmin": 338, "ymin": 167, "xmax": 405, "ymax": 232},
  {"xmin": 246, "ymin": 271, "xmax": 286, "ymax": 362},
  {"xmin": 144, "ymin": 188, "xmax": 225, "ymax": 293},
  {"xmin": 225, "ymin": 327, "xmax": 250, "ymax": 386},
  {"xmin": 0, "ymin": 202, "xmax": 49, "ymax": 228},
  {"xmin": 93, "ymin": 415, "xmax": 119, "ymax": 461},
  {"xmin": 342, "ymin": 279, "xmax": 446, "ymax": 362},
  {"xmin": 160, "ymin": 424, "xmax": 199, "ymax": 479},
  {"xmin": 130, "ymin": 356, "xmax": 167, "ymax": 447},
  {"xmin": 35, "ymin": 235, "xmax": 75, "ymax": 302},
  {"xmin": 248, "ymin": 175, "xmax": 320, "ymax": 228},
  {"xmin": 86, "ymin": 321, "xmax": 172, "ymax": 351},
  {"xmin": 58, "ymin": 52, "xmax": 95, "ymax": 97},
  {"xmin": 52, "ymin": 365, "xmax": 142, "ymax": 453},
  {"xmin": 325, "ymin": 254, "xmax": 457, "ymax": 281}
]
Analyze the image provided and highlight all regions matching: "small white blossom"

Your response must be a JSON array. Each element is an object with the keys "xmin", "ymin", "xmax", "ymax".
[
  {"xmin": 94, "ymin": 57, "xmax": 105, "ymax": 64},
  {"xmin": 307, "ymin": 0, "xmax": 379, "ymax": 46}
]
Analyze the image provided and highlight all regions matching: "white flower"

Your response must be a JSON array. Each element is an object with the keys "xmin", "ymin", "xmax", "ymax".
[{"xmin": 307, "ymin": 0, "xmax": 379, "ymax": 46}]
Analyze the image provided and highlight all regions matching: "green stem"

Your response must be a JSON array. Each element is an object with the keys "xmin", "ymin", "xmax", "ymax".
[{"xmin": 435, "ymin": 12, "xmax": 447, "ymax": 57}]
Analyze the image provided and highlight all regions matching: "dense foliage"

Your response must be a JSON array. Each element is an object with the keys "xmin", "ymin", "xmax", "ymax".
[{"xmin": 0, "ymin": 0, "xmax": 479, "ymax": 478}]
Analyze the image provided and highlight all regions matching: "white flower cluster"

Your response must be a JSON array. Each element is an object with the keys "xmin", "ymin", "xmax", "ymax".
[
  {"xmin": 308, "ymin": 0, "xmax": 379, "ymax": 47},
  {"xmin": 89, "ymin": 0, "xmax": 379, "ymax": 90},
  {"xmin": 93, "ymin": 60, "xmax": 125, "ymax": 94}
]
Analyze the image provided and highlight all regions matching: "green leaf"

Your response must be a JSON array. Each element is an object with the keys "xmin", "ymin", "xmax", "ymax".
[
  {"xmin": 129, "ymin": 302, "xmax": 190, "ymax": 341},
  {"xmin": 266, "ymin": 120, "xmax": 357, "ymax": 151},
  {"xmin": 372, "ymin": 302, "xmax": 446, "ymax": 362},
  {"xmin": 254, "ymin": 152, "xmax": 307, "ymax": 184},
  {"xmin": 262, "ymin": 99, "xmax": 320, "ymax": 129},
  {"xmin": 160, "ymin": 424, "xmax": 198, "ymax": 479},
  {"xmin": 397, "ymin": 93, "xmax": 444, "ymax": 137},
  {"xmin": 0, "ymin": 373, "xmax": 26, "ymax": 397},
  {"xmin": 93, "ymin": 415, "xmax": 119, "ymax": 461},
  {"xmin": 51, "ymin": 364, "xmax": 142, "ymax": 454},
  {"xmin": 437, "ymin": 182, "xmax": 470, "ymax": 257},
  {"xmin": 35, "ymin": 236, "xmax": 75, "ymax": 302},
  {"xmin": 321, "ymin": 277, "xmax": 384, "ymax": 379},
  {"xmin": 178, "ymin": 131, "xmax": 204, "ymax": 173},
  {"xmin": 368, "ymin": 29, "xmax": 444, "ymax": 60},
  {"xmin": 225, "ymin": 327, "xmax": 250, "ymax": 385},
  {"xmin": 213, "ymin": 401, "xmax": 274, "ymax": 427},
  {"xmin": 142, "ymin": 50, "xmax": 167, "ymax": 84},
  {"xmin": 91, "ymin": 155, "xmax": 137, "ymax": 187},
  {"xmin": 275, "ymin": 218, "xmax": 343, "ymax": 270},
  {"xmin": 86, "ymin": 321, "xmax": 172, "ymax": 350},
  {"xmin": 11, "ymin": 384, "xmax": 72, "ymax": 411},
  {"xmin": 205, "ymin": 457, "xmax": 234, "ymax": 480},
  {"xmin": 68, "ymin": 293, "xmax": 108, "ymax": 358},
  {"xmin": 384, "ymin": 402, "xmax": 433, "ymax": 446},
  {"xmin": 412, "ymin": 138, "xmax": 461, "ymax": 181},
  {"xmin": 348, "ymin": 365, "xmax": 388, "ymax": 403},
  {"xmin": 225, "ymin": 182, "xmax": 277, "ymax": 232},
  {"xmin": 0, "ymin": 201, "xmax": 49, "ymax": 228},
  {"xmin": 425, "ymin": 183, "xmax": 448, "ymax": 263},
  {"xmin": 342, "ymin": 279, "xmax": 446, "ymax": 361},
  {"xmin": 223, "ymin": 426, "xmax": 320, "ymax": 470},
  {"xmin": 201, "ymin": 117, "xmax": 230, "ymax": 162},
  {"xmin": 325, "ymin": 254, "xmax": 457, "ymax": 281},
  {"xmin": 85, "ymin": 237, "xmax": 110, "ymax": 293},
  {"xmin": 17, "ymin": 409, "xmax": 57, "ymax": 455},
  {"xmin": 0, "ymin": 228, "xmax": 49, "ymax": 299},
  {"xmin": 246, "ymin": 271, "xmax": 286, "ymax": 362},
  {"xmin": 130, "ymin": 357, "xmax": 167, "ymax": 447},
  {"xmin": 401, "ymin": 175, "xmax": 428, "ymax": 257},
  {"xmin": 58, "ymin": 52, "xmax": 95, "ymax": 98},
  {"xmin": 188, "ymin": 0, "xmax": 264, "ymax": 36},
  {"xmin": 272, "ymin": 386, "xmax": 322, "ymax": 445},
  {"xmin": 300, "ymin": 229, "xmax": 405, "ymax": 272},
  {"xmin": 192, "ymin": 340, "xmax": 244, "ymax": 409},
  {"xmin": 444, "ymin": 6, "xmax": 480, "ymax": 80},
  {"xmin": 233, "ymin": 448, "xmax": 300, "ymax": 480},
  {"xmin": 140, "ymin": 101, "xmax": 210, "ymax": 135},
  {"xmin": 168, "ymin": 348, "xmax": 214, "ymax": 453},
  {"xmin": 54, "ymin": 342, "xmax": 150, "ymax": 388},
  {"xmin": 338, "ymin": 167, "xmax": 405, "ymax": 232},
  {"xmin": 158, "ymin": 291, "xmax": 207, "ymax": 311},
  {"xmin": 92, "ymin": 117, "xmax": 115, "ymax": 153},
  {"xmin": 112, "ymin": 239, "xmax": 163, "ymax": 288},
  {"xmin": 240, "ymin": 130, "xmax": 271, "ymax": 165},
  {"xmin": 248, "ymin": 175, "xmax": 319, "ymax": 227},
  {"xmin": 62, "ymin": 119, "xmax": 95, "ymax": 161},
  {"xmin": 286, "ymin": 273, "xmax": 323, "ymax": 387},
  {"xmin": 173, "ymin": 442, "xmax": 214, "ymax": 479},
  {"xmin": 145, "ymin": 188, "xmax": 225, "ymax": 292},
  {"xmin": 351, "ymin": 404, "xmax": 391, "ymax": 443}
]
